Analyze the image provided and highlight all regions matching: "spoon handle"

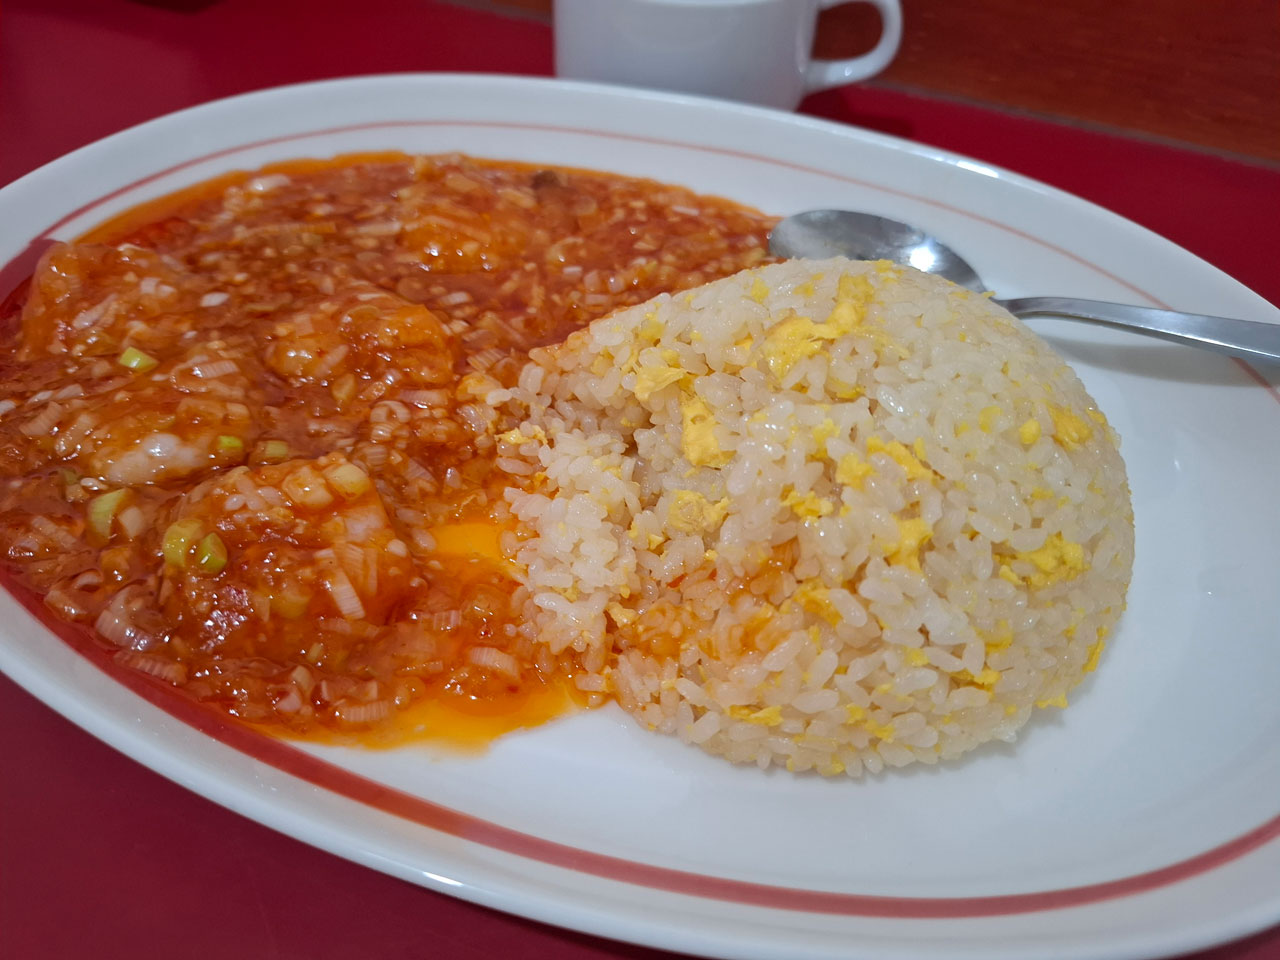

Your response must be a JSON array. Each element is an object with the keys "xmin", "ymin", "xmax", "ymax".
[{"xmin": 997, "ymin": 297, "xmax": 1280, "ymax": 363}]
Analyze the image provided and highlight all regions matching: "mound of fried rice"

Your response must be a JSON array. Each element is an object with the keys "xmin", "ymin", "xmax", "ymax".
[{"xmin": 493, "ymin": 257, "xmax": 1133, "ymax": 776}]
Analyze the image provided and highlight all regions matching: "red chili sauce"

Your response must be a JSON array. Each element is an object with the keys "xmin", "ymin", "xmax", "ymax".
[{"xmin": 0, "ymin": 153, "xmax": 774, "ymax": 747}]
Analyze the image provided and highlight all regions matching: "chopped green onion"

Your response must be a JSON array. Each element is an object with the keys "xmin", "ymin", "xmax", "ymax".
[
  {"xmin": 117, "ymin": 346, "xmax": 158, "ymax": 373},
  {"xmin": 87, "ymin": 489, "xmax": 127, "ymax": 540},
  {"xmin": 260, "ymin": 440, "xmax": 289, "ymax": 463},
  {"xmin": 162, "ymin": 518, "xmax": 204, "ymax": 568},
  {"xmin": 195, "ymin": 532, "xmax": 228, "ymax": 576},
  {"xmin": 216, "ymin": 435, "xmax": 244, "ymax": 454},
  {"xmin": 322, "ymin": 462, "xmax": 371, "ymax": 499}
]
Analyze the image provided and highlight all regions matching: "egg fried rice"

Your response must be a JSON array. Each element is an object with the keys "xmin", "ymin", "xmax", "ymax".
[{"xmin": 496, "ymin": 257, "xmax": 1134, "ymax": 776}]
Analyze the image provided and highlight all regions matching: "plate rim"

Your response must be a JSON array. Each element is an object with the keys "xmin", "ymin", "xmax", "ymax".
[{"xmin": 1, "ymin": 71, "xmax": 1278, "ymax": 960}]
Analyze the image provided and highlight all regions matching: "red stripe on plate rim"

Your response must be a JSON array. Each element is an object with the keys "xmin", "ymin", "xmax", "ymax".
[{"xmin": 3, "ymin": 114, "xmax": 1279, "ymax": 920}]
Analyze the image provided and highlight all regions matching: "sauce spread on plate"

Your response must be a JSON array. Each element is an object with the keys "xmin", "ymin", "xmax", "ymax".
[{"xmin": 0, "ymin": 152, "xmax": 773, "ymax": 747}]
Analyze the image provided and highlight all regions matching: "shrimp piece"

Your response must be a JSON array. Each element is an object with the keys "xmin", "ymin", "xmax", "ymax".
[
  {"xmin": 75, "ymin": 337, "xmax": 265, "ymax": 486},
  {"xmin": 263, "ymin": 279, "xmax": 456, "ymax": 390},
  {"xmin": 18, "ymin": 242, "xmax": 215, "ymax": 360},
  {"xmin": 158, "ymin": 453, "xmax": 417, "ymax": 663}
]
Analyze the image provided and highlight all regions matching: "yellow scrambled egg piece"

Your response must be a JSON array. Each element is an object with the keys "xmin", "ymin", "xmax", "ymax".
[
  {"xmin": 728, "ymin": 704, "xmax": 784, "ymax": 726},
  {"xmin": 1018, "ymin": 418, "xmax": 1042, "ymax": 445},
  {"xmin": 761, "ymin": 314, "xmax": 829, "ymax": 378},
  {"xmin": 634, "ymin": 363, "xmax": 686, "ymax": 402},
  {"xmin": 836, "ymin": 452, "xmax": 873, "ymax": 489},
  {"xmin": 837, "ymin": 273, "xmax": 875, "ymax": 301},
  {"xmin": 866, "ymin": 435, "xmax": 934, "ymax": 482},
  {"xmin": 1084, "ymin": 638, "xmax": 1106, "ymax": 672},
  {"xmin": 974, "ymin": 668, "xmax": 1000, "ymax": 687},
  {"xmin": 998, "ymin": 564, "xmax": 1022, "ymax": 585},
  {"xmin": 1016, "ymin": 532, "xmax": 1087, "ymax": 587},
  {"xmin": 880, "ymin": 516, "xmax": 933, "ymax": 572},
  {"xmin": 749, "ymin": 276, "xmax": 769, "ymax": 304},
  {"xmin": 627, "ymin": 517, "xmax": 667, "ymax": 551},
  {"xmin": 640, "ymin": 312, "xmax": 662, "ymax": 335},
  {"xmin": 759, "ymin": 273, "xmax": 878, "ymax": 380},
  {"xmin": 825, "ymin": 298, "xmax": 863, "ymax": 332},
  {"xmin": 498, "ymin": 425, "xmax": 546, "ymax": 445},
  {"xmin": 667, "ymin": 490, "xmax": 730, "ymax": 533},
  {"xmin": 978, "ymin": 405, "xmax": 1002, "ymax": 433},
  {"xmin": 828, "ymin": 377, "xmax": 864, "ymax": 400},
  {"xmin": 865, "ymin": 721, "xmax": 896, "ymax": 742},
  {"xmin": 794, "ymin": 580, "xmax": 841, "ymax": 625},
  {"xmin": 1036, "ymin": 693, "xmax": 1069, "ymax": 709},
  {"xmin": 782, "ymin": 487, "xmax": 834, "ymax": 520},
  {"xmin": 680, "ymin": 394, "xmax": 730, "ymax": 466},
  {"xmin": 811, "ymin": 418, "xmax": 839, "ymax": 456},
  {"xmin": 953, "ymin": 667, "xmax": 1000, "ymax": 688},
  {"xmin": 904, "ymin": 647, "xmax": 930, "ymax": 667},
  {"xmin": 605, "ymin": 602, "xmax": 638, "ymax": 626},
  {"xmin": 1049, "ymin": 404, "xmax": 1093, "ymax": 450}
]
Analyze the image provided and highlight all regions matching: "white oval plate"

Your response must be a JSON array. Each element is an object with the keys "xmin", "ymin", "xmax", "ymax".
[{"xmin": 1, "ymin": 75, "xmax": 1278, "ymax": 960}]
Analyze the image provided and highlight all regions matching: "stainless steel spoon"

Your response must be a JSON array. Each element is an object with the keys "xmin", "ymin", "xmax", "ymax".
[{"xmin": 768, "ymin": 210, "xmax": 1280, "ymax": 362}]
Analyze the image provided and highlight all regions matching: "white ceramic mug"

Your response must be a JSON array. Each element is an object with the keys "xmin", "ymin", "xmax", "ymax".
[{"xmin": 554, "ymin": 0, "xmax": 903, "ymax": 111}]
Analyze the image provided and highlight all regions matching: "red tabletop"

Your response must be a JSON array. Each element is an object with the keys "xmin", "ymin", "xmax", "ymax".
[{"xmin": 2, "ymin": 2, "xmax": 1278, "ymax": 958}]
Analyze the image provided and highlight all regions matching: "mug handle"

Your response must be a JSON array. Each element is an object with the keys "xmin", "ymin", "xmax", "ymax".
[{"xmin": 805, "ymin": 0, "xmax": 903, "ymax": 92}]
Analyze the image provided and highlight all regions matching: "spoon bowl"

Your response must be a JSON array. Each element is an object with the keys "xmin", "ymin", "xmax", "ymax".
[
  {"xmin": 768, "ymin": 210, "xmax": 985, "ymax": 293},
  {"xmin": 768, "ymin": 209, "xmax": 1280, "ymax": 362}
]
